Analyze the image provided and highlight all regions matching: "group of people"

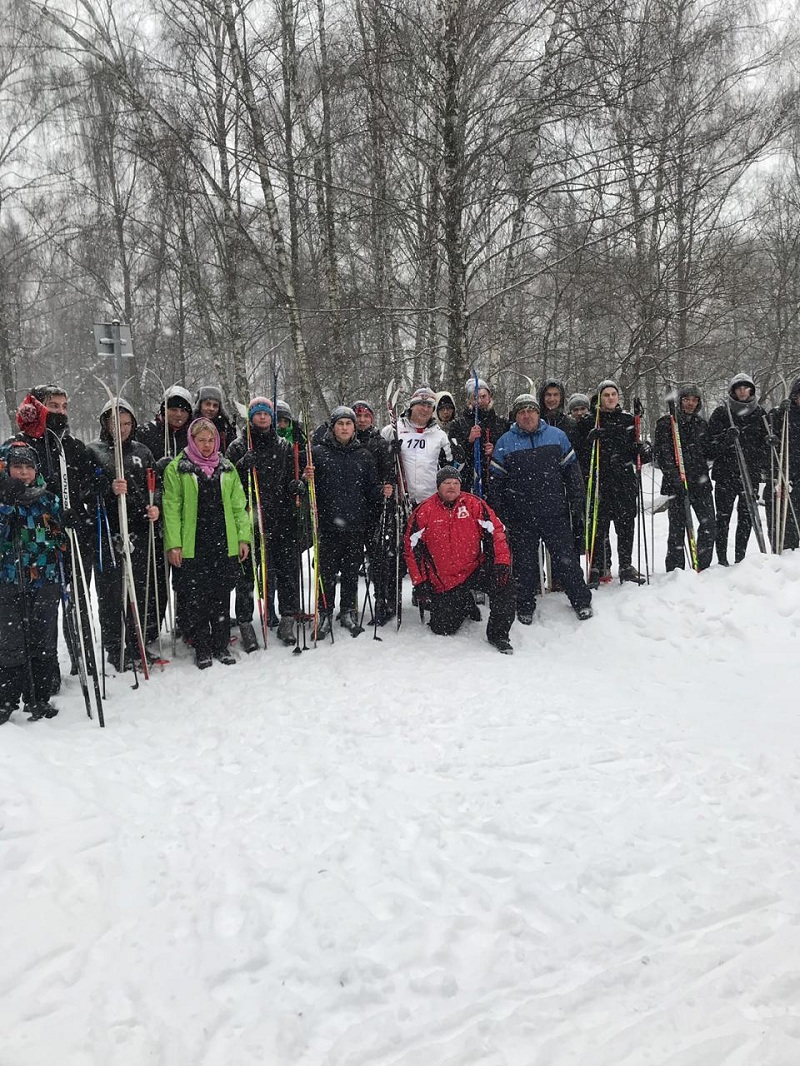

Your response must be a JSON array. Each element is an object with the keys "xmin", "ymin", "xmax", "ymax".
[{"xmin": 0, "ymin": 370, "xmax": 796, "ymax": 720}]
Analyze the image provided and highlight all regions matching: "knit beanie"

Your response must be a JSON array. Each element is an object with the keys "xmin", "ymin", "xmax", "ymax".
[
  {"xmin": 15, "ymin": 393, "xmax": 48, "ymax": 438},
  {"xmin": 511, "ymin": 393, "xmax": 540, "ymax": 417},
  {"xmin": 436, "ymin": 466, "xmax": 463, "ymax": 486},
  {"xmin": 597, "ymin": 379, "xmax": 620, "ymax": 396},
  {"xmin": 409, "ymin": 388, "xmax": 437, "ymax": 409},
  {"xmin": 352, "ymin": 400, "xmax": 375, "ymax": 417},
  {"xmin": 567, "ymin": 393, "xmax": 591, "ymax": 413},
  {"xmin": 3, "ymin": 440, "xmax": 40, "ymax": 471},
  {"xmin": 465, "ymin": 377, "xmax": 490, "ymax": 397},
  {"xmin": 248, "ymin": 396, "xmax": 275, "ymax": 421},
  {"xmin": 276, "ymin": 400, "xmax": 292, "ymax": 420},
  {"xmin": 330, "ymin": 405, "xmax": 356, "ymax": 425}
]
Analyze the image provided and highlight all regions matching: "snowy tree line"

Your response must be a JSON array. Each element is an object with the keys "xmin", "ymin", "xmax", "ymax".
[{"xmin": 0, "ymin": 0, "xmax": 798, "ymax": 439}]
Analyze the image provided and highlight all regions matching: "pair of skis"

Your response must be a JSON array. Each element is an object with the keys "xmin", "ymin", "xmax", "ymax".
[
  {"xmin": 94, "ymin": 378, "xmax": 152, "ymax": 687},
  {"xmin": 50, "ymin": 428, "xmax": 106, "ymax": 726}
]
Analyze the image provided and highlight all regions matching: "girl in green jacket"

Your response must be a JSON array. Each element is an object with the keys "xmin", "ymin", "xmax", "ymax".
[{"xmin": 162, "ymin": 418, "xmax": 250, "ymax": 669}]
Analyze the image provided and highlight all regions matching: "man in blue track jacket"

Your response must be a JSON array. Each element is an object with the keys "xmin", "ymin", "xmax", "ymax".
[{"xmin": 489, "ymin": 394, "xmax": 592, "ymax": 624}]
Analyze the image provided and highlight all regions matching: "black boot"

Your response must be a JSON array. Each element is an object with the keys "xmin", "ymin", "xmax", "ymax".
[
  {"xmin": 277, "ymin": 616, "xmax": 297, "ymax": 645},
  {"xmin": 238, "ymin": 621, "xmax": 259, "ymax": 654}
]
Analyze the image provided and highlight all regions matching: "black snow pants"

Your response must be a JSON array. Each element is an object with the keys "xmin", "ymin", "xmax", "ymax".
[
  {"xmin": 429, "ymin": 568, "xmax": 515, "ymax": 642},
  {"xmin": 510, "ymin": 513, "xmax": 591, "ymax": 613},
  {"xmin": 665, "ymin": 484, "xmax": 716, "ymax": 571},
  {"xmin": 714, "ymin": 474, "xmax": 761, "ymax": 563},
  {"xmin": 317, "ymin": 527, "xmax": 364, "ymax": 616},
  {"xmin": 0, "ymin": 583, "xmax": 61, "ymax": 710}
]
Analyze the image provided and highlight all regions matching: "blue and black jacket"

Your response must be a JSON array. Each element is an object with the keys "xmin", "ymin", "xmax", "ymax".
[{"xmin": 488, "ymin": 421, "xmax": 584, "ymax": 524}]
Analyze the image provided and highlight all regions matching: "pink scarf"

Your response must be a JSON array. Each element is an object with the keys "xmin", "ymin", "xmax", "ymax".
[{"xmin": 185, "ymin": 418, "xmax": 221, "ymax": 478}]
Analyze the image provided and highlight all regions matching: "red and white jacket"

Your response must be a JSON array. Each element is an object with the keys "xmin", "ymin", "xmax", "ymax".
[{"xmin": 404, "ymin": 491, "xmax": 511, "ymax": 594}]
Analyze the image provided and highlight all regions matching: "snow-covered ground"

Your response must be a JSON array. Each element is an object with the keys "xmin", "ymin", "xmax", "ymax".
[{"xmin": 3, "ymin": 504, "xmax": 800, "ymax": 1065}]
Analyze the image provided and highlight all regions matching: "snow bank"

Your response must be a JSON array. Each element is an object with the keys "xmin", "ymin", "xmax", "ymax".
[{"xmin": 2, "ymin": 551, "xmax": 800, "ymax": 1065}]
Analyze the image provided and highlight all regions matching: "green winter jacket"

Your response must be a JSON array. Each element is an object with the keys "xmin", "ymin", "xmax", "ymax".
[{"xmin": 162, "ymin": 453, "xmax": 250, "ymax": 559}]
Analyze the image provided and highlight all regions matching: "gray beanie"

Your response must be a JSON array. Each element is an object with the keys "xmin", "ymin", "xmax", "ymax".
[
  {"xmin": 567, "ymin": 393, "xmax": 591, "ymax": 413},
  {"xmin": 329, "ymin": 405, "xmax": 356, "ymax": 426},
  {"xmin": 436, "ymin": 466, "xmax": 463, "ymax": 487},
  {"xmin": 465, "ymin": 377, "xmax": 490, "ymax": 397},
  {"xmin": 276, "ymin": 400, "xmax": 292, "ymax": 420},
  {"xmin": 597, "ymin": 379, "xmax": 620, "ymax": 397}
]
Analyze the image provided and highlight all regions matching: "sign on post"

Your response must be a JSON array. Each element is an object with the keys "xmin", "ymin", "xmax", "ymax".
[{"xmin": 93, "ymin": 320, "xmax": 133, "ymax": 395}]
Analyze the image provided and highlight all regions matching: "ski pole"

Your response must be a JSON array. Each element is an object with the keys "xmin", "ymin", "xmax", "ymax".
[
  {"xmin": 668, "ymin": 399, "xmax": 699, "ymax": 571},
  {"xmin": 725, "ymin": 403, "xmax": 768, "ymax": 554},
  {"xmin": 12, "ymin": 522, "xmax": 40, "ymax": 716},
  {"xmin": 584, "ymin": 396, "xmax": 601, "ymax": 579}
]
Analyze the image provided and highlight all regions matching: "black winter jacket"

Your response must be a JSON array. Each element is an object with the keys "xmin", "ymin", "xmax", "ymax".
[
  {"xmin": 767, "ymin": 378, "xmax": 800, "ymax": 482},
  {"xmin": 311, "ymin": 434, "xmax": 381, "ymax": 534},
  {"xmin": 572, "ymin": 406, "xmax": 638, "ymax": 495},
  {"xmin": 356, "ymin": 426, "xmax": 394, "ymax": 487},
  {"xmin": 452, "ymin": 406, "xmax": 509, "ymax": 490},
  {"xmin": 136, "ymin": 417, "xmax": 189, "ymax": 464},
  {"xmin": 653, "ymin": 412, "xmax": 713, "ymax": 494},
  {"xmin": 708, "ymin": 403, "xmax": 767, "ymax": 484},
  {"xmin": 5, "ymin": 423, "xmax": 95, "ymax": 526},
  {"xmin": 86, "ymin": 436, "xmax": 159, "ymax": 536},
  {"xmin": 227, "ymin": 426, "xmax": 296, "ymax": 536}
]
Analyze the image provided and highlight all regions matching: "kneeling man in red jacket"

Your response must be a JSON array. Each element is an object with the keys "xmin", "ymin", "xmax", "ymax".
[{"xmin": 404, "ymin": 467, "xmax": 515, "ymax": 654}]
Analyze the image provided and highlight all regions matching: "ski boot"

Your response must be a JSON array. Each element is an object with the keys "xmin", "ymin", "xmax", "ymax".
[
  {"xmin": 277, "ymin": 616, "xmax": 297, "ymax": 646},
  {"xmin": 238, "ymin": 621, "xmax": 259, "ymax": 654},
  {"xmin": 338, "ymin": 610, "xmax": 363, "ymax": 636},
  {"xmin": 25, "ymin": 701, "xmax": 59, "ymax": 721},
  {"xmin": 574, "ymin": 605, "xmax": 593, "ymax": 621},
  {"xmin": 195, "ymin": 647, "xmax": 213, "ymax": 670},
  {"xmin": 488, "ymin": 636, "xmax": 514, "ymax": 655},
  {"xmin": 619, "ymin": 564, "xmax": 646, "ymax": 585},
  {"xmin": 214, "ymin": 647, "xmax": 237, "ymax": 666}
]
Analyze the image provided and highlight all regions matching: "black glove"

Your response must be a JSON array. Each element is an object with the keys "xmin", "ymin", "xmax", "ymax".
[
  {"xmin": 390, "ymin": 438, "xmax": 403, "ymax": 456},
  {"xmin": 236, "ymin": 451, "xmax": 257, "ymax": 473},
  {"xmin": 720, "ymin": 426, "xmax": 740, "ymax": 447},
  {"xmin": 767, "ymin": 433, "xmax": 780, "ymax": 448},
  {"xmin": 493, "ymin": 563, "xmax": 512, "ymax": 588},
  {"xmin": 587, "ymin": 427, "xmax": 607, "ymax": 443},
  {"xmin": 637, "ymin": 441, "xmax": 653, "ymax": 464},
  {"xmin": 414, "ymin": 581, "xmax": 432, "ymax": 608},
  {"xmin": 289, "ymin": 478, "xmax": 307, "ymax": 497},
  {"xmin": 0, "ymin": 475, "xmax": 29, "ymax": 501}
]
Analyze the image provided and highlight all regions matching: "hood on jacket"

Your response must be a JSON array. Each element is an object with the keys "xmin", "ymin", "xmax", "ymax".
[
  {"xmin": 160, "ymin": 385, "xmax": 193, "ymax": 416},
  {"xmin": 99, "ymin": 397, "xmax": 137, "ymax": 442},
  {"xmin": 435, "ymin": 391, "xmax": 457, "ymax": 423},
  {"xmin": 727, "ymin": 373, "xmax": 757, "ymax": 418},
  {"xmin": 537, "ymin": 379, "xmax": 565, "ymax": 411}
]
